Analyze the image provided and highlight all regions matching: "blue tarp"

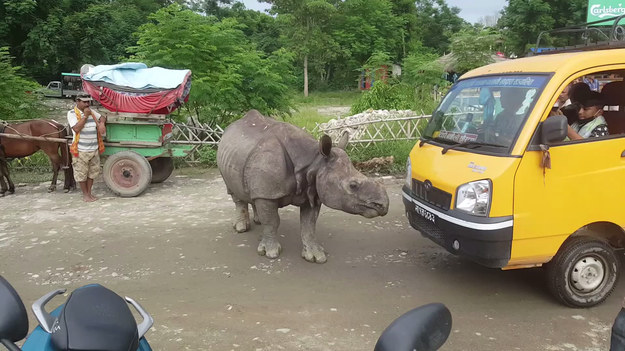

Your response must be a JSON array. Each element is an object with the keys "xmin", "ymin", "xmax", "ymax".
[{"xmin": 82, "ymin": 62, "xmax": 190, "ymax": 90}]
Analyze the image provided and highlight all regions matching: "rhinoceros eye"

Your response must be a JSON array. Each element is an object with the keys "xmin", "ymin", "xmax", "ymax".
[{"xmin": 349, "ymin": 180, "xmax": 359, "ymax": 191}]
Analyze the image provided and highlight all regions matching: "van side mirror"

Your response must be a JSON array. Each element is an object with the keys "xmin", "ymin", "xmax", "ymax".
[
  {"xmin": 0, "ymin": 276, "xmax": 28, "ymax": 345},
  {"xmin": 374, "ymin": 303, "xmax": 452, "ymax": 351},
  {"xmin": 541, "ymin": 115, "xmax": 568, "ymax": 144}
]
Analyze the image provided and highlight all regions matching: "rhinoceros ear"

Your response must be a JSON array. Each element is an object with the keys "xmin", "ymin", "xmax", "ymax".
[
  {"xmin": 319, "ymin": 135, "xmax": 332, "ymax": 157},
  {"xmin": 337, "ymin": 131, "xmax": 349, "ymax": 150}
]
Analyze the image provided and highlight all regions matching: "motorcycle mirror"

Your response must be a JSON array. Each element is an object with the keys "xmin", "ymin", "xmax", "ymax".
[
  {"xmin": 0, "ymin": 276, "xmax": 29, "ymax": 344},
  {"xmin": 374, "ymin": 303, "xmax": 452, "ymax": 351}
]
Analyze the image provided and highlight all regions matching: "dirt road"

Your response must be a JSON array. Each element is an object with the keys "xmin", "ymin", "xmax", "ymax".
[{"xmin": 1, "ymin": 169, "xmax": 623, "ymax": 350}]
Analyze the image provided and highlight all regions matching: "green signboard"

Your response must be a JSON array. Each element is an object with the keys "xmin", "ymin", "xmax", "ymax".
[{"xmin": 587, "ymin": 0, "xmax": 625, "ymax": 24}]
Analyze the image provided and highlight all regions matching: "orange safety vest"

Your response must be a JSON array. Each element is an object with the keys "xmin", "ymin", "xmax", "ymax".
[{"xmin": 70, "ymin": 106, "xmax": 105, "ymax": 157}]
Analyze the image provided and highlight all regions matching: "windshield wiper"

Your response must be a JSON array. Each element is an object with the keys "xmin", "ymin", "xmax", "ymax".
[
  {"xmin": 419, "ymin": 136, "xmax": 454, "ymax": 147},
  {"xmin": 441, "ymin": 141, "xmax": 507, "ymax": 154}
]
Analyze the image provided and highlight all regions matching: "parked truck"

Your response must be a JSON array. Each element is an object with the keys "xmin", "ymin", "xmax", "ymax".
[{"xmin": 41, "ymin": 72, "xmax": 84, "ymax": 98}]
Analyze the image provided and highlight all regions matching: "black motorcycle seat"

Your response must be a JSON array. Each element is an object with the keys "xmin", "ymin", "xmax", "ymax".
[{"xmin": 51, "ymin": 284, "xmax": 139, "ymax": 351}]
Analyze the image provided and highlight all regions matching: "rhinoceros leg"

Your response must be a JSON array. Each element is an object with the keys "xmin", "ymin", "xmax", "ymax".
[
  {"xmin": 254, "ymin": 199, "xmax": 282, "ymax": 259},
  {"xmin": 251, "ymin": 203, "xmax": 261, "ymax": 225},
  {"xmin": 231, "ymin": 196, "xmax": 251, "ymax": 233},
  {"xmin": 300, "ymin": 202, "xmax": 326, "ymax": 263}
]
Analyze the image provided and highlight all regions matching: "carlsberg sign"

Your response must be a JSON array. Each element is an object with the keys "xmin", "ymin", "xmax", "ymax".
[{"xmin": 587, "ymin": 0, "xmax": 625, "ymax": 24}]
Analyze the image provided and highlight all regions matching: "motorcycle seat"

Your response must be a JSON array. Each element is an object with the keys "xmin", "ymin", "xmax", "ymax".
[{"xmin": 51, "ymin": 284, "xmax": 139, "ymax": 351}]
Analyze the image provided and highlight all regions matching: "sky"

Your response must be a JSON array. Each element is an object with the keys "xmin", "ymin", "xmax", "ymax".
[{"xmin": 238, "ymin": 0, "xmax": 508, "ymax": 24}]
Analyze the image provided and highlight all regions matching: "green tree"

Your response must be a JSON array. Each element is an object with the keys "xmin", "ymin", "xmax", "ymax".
[
  {"xmin": 129, "ymin": 4, "xmax": 294, "ymax": 124},
  {"xmin": 21, "ymin": 1, "xmax": 160, "ymax": 82},
  {"xmin": 334, "ymin": 0, "xmax": 404, "ymax": 65},
  {"xmin": 263, "ymin": 0, "xmax": 338, "ymax": 96},
  {"xmin": 0, "ymin": 0, "xmax": 39, "ymax": 62},
  {"xmin": 498, "ymin": 0, "xmax": 587, "ymax": 56},
  {"xmin": 450, "ymin": 27, "xmax": 501, "ymax": 73},
  {"xmin": 229, "ymin": 2, "xmax": 281, "ymax": 56},
  {"xmin": 0, "ymin": 47, "xmax": 42, "ymax": 120},
  {"xmin": 188, "ymin": 0, "xmax": 235, "ymax": 18},
  {"xmin": 20, "ymin": 10, "xmax": 67, "ymax": 82},
  {"xmin": 387, "ymin": 0, "xmax": 420, "ymax": 59},
  {"xmin": 413, "ymin": 0, "xmax": 466, "ymax": 54},
  {"xmin": 401, "ymin": 44, "xmax": 446, "ymax": 87}
]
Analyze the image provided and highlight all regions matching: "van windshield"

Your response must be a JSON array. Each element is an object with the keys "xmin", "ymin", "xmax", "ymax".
[{"xmin": 423, "ymin": 75, "xmax": 549, "ymax": 154}]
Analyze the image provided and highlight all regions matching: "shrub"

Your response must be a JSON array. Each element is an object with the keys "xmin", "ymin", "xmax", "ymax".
[
  {"xmin": 0, "ymin": 47, "xmax": 44, "ymax": 121},
  {"xmin": 350, "ymin": 80, "xmax": 415, "ymax": 114}
]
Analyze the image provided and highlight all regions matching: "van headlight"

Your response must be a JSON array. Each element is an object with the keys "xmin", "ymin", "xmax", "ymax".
[
  {"xmin": 405, "ymin": 158, "xmax": 412, "ymax": 187},
  {"xmin": 456, "ymin": 180, "xmax": 491, "ymax": 216}
]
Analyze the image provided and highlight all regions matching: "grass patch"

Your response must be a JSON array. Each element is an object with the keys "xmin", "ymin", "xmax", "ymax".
[
  {"xmin": 292, "ymin": 90, "xmax": 362, "ymax": 107},
  {"xmin": 287, "ymin": 90, "xmax": 361, "ymax": 132},
  {"xmin": 6, "ymin": 170, "xmax": 56, "ymax": 185},
  {"xmin": 286, "ymin": 106, "xmax": 333, "ymax": 132}
]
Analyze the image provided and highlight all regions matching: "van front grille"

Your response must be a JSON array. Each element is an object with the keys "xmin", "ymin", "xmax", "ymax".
[{"xmin": 412, "ymin": 179, "xmax": 452, "ymax": 211}]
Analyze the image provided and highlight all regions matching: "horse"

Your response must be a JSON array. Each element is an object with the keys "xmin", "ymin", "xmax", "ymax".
[{"xmin": 0, "ymin": 119, "xmax": 75, "ymax": 195}]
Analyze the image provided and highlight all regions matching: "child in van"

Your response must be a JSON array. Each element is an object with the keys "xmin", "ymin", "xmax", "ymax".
[{"xmin": 566, "ymin": 91, "xmax": 609, "ymax": 140}]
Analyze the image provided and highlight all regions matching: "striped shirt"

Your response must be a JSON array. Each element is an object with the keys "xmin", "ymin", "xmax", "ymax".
[{"xmin": 67, "ymin": 108, "xmax": 102, "ymax": 152}]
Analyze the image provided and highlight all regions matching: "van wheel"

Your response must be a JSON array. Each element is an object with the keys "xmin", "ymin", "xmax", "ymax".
[{"xmin": 545, "ymin": 237, "xmax": 619, "ymax": 307}]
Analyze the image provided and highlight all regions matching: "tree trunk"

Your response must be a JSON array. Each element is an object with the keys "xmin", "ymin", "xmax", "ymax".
[{"xmin": 304, "ymin": 54, "xmax": 309, "ymax": 97}]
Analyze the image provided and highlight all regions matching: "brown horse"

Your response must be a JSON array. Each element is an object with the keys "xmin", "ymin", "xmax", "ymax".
[{"xmin": 0, "ymin": 120, "xmax": 75, "ymax": 195}]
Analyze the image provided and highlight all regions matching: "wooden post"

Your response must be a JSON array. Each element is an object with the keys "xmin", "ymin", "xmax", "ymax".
[{"xmin": 0, "ymin": 133, "xmax": 68, "ymax": 144}]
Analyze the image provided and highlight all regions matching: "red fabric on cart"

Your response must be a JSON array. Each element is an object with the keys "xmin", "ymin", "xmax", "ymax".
[{"xmin": 82, "ymin": 71, "xmax": 191, "ymax": 114}]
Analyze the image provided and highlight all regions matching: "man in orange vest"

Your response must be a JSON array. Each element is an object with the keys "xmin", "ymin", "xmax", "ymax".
[{"xmin": 67, "ymin": 94, "xmax": 106, "ymax": 202}]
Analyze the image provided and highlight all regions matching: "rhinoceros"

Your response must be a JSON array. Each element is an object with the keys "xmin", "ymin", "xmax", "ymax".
[{"xmin": 217, "ymin": 110, "xmax": 390, "ymax": 263}]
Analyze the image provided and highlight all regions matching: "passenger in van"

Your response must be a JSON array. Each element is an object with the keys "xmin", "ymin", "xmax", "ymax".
[
  {"xmin": 551, "ymin": 82, "xmax": 591, "ymax": 124},
  {"xmin": 552, "ymin": 84, "xmax": 570, "ymax": 111},
  {"xmin": 484, "ymin": 88, "xmax": 525, "ymax": 144},
  {"xmin": 566, "ymin": 91, "xmax": 609, "ymax": 140},
  {"xmin": 583, "ymin": 76, "xmax": 600, "ymax": 92}
]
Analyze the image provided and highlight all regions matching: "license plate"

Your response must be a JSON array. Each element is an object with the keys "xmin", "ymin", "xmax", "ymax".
[{"xmin": 415, "ymin": 204, "xmax": 436, "ymax": 223}]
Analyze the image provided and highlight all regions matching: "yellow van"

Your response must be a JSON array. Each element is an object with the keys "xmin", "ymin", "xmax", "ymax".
[{"xmin": 403, "ymin": 48, "xmax": 625, "ymax": 307}]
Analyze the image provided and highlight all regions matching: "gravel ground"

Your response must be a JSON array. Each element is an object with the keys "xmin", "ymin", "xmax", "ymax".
[{"xmin": 0, "ymin": 169, "xmax": 623, "ymax": 350}]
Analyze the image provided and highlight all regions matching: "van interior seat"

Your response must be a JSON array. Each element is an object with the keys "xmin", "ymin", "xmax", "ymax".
[{"xmin": 600, "ymin": 80, "xmax": 625, "ymax": 134}]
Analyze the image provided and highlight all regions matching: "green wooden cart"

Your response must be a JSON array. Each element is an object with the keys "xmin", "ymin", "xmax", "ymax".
[{"xmin": 99, "ymin": 112, "xmax": 195, "ymax": 197}]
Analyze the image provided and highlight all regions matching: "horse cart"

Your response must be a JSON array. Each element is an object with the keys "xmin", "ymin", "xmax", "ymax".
[
  {"xmin": 0, "ymin": 63, "xmax": 219, "ymax": 198},
  {"xmin": 80, "ymin": 63, "xmax": 200, "ymax": 197}
]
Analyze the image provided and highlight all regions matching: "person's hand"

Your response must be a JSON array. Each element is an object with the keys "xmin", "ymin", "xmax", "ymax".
[{"xmin": 548, "ymin": 108, "xmax": 563, "ymax": 117}]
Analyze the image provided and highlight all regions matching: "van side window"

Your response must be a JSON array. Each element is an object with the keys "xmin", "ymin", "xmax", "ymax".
[
  {"xmin": 600, "ymin": 79, "xmax": 625, "ymax": 134},
  {"xmin": 549, "ymin": 71, "xmax": 625, "ymax": 141}
]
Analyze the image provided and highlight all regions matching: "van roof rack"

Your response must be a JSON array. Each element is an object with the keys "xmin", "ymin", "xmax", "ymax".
[{"xmin": 531, "ymin": 14, "xmax": 625, "ymax": 55}]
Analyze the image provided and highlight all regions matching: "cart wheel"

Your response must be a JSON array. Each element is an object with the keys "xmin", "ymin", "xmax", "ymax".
[
  {"xmin": 149, "ymin": 157, "xmax": 174, "ymax": 183},
  {"xmin": 103, "ymin": 151, "xmax": 152, "ymax": 197},
  {"xmin": 545, "ymin": 236, "xmax": 619, "ymax": 307}
]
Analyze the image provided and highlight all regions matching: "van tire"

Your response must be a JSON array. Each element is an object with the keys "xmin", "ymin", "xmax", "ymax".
[{"xmin": 545, "ymin": 236, "xmax": 619, "ymax": 307}]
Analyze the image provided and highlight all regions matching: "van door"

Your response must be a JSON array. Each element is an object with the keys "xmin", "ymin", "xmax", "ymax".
[{"xmin": 512, "ymin": 125, "xmax": 625, "ymax": 266}]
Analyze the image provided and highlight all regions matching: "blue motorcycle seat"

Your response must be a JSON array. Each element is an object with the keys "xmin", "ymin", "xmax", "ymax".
[{"xmin": 51, "ymin": 284, "xmax": 139, "ymax": 351}]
